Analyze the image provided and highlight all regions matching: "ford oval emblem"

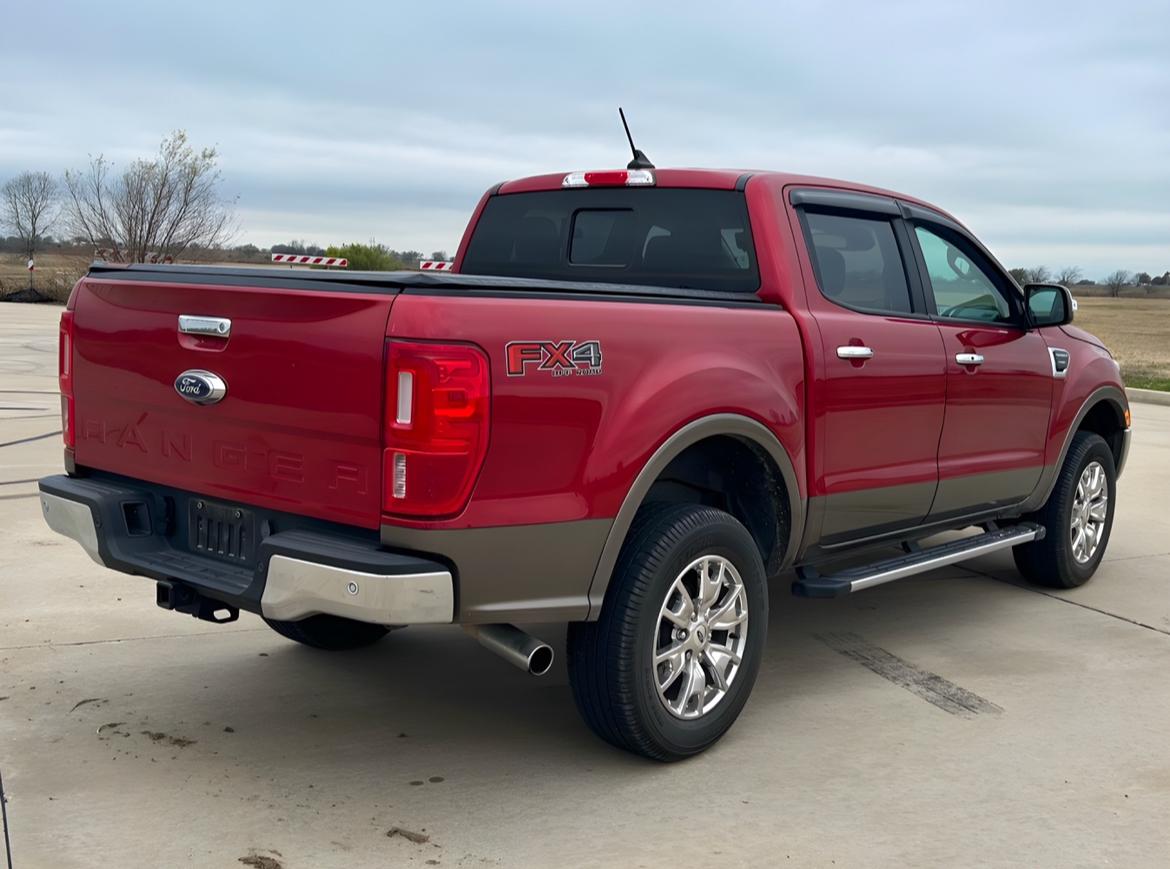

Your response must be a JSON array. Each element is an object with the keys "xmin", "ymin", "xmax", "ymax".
[{"xmin": 174, "ymin": 369, "xmax": 227, "ymax": 405}]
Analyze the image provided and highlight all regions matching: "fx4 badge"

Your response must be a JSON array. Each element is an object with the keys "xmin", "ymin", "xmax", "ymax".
[{"xmin": 506, "ymin": 340, "xmax": 603, "ymax": 377}]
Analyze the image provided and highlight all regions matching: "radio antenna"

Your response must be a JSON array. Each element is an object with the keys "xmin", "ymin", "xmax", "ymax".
[{"xmin": 619, "ymin": 108, "xmax": 655, "ymax": 170}]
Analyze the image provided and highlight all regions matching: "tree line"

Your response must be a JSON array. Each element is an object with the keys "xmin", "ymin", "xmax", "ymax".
[
  {"xmin": 1, "ymin": 132, "xmax": 235, "ymax": 265},
  {"xmin": 266, "ymin": 240, "xmax": 451, "ymax": 269},
  {"xmin": 0, "ymin": 130, "xmax": 452, "ymax": 273},
  {"xmin": 0, "ymin": 133, "xmax": 1159, "ymax": 288},
  {"xmin": 1008, "ymin": 265, "xmax": 1170, "ymax": 298}
]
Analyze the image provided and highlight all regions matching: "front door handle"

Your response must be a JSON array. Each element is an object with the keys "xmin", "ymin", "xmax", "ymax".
[
  {"xmin": 837, "ymin": 346, "xmax": 874, "ymax": 360},
  {"xmin": 956, "ymin": 353, "xmax": 984, "ymax": 366}
]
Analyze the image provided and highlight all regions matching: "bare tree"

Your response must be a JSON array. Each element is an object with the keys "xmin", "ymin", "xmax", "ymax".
[
  {"xmin": 1102, "ymin": 269, "xmax": 1131, "ymax": 298},
  {"xmin": 1, "ymin": 171, "xmax": 62, "ymax": 261},
  {"xmin": 62, "ymin": 131, "xmax": 237, "ymax": 263},
  {"xmin": 1023, "ymin": 265, "xmax": 1051, "ymax": 284},
  {"xmin": 1054, "ymin": 266, "xmax": 1082, "ymax": 287}
]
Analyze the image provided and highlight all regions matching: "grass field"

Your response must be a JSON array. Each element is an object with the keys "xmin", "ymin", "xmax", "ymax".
[
  {"xmin": 1069, "ymin": 297, "xmax": 1170, "ymax": 390},
  {"xmin": 0, "ymin": 252, "xmax": 90, "ymax": 302}
]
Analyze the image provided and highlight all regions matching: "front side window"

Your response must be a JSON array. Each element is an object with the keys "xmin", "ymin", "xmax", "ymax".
[
  {"xmin": 802, "ymin": 211, "xmax": 913, "ymax": 314},
  {"xmin": 914, "ymin": 225, "xmax": 1015, "ymax": 323}
]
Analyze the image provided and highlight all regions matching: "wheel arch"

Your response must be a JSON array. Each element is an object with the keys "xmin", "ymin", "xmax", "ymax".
[
  {"xmin": 1076, "ymin": 394, "xmax": 1129, "ymax": 474},
  {"xmin": 585, "ymin": 414, "xmax": 802, "ymax": 619},
  {"xmin": 1021, "ymin": 385, "xmax": 1130, "ymax": 513}
]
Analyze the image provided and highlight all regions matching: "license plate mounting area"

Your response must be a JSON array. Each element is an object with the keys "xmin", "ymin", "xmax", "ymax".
[{"xmin": 188, "ymin": 498, "xmax": 257, "ymax": 566}]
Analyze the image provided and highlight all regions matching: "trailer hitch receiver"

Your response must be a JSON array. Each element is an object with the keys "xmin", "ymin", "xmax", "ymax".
[{"xmin": 156, "ymin": 580, "xmax": 239, "ymax": 624}]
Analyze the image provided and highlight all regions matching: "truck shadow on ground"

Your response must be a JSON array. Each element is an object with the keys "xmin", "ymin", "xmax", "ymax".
[
  {"xmin": 6, "ymin": 562, "xmax": 1090, "ymax": 866},
  {"xmin": 148, "ymin": 566, "xmax": 1028, "ymax": 775}
]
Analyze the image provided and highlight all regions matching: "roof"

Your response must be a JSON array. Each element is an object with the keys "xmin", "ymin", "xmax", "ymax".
[{"xmin": 494, "ymin": 168, "xmax": 953, "ymax": 222}]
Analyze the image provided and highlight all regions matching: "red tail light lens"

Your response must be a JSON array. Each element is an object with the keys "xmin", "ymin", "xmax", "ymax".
[
  {"xmin": 59, "ymin": 312, "xmax": 75, "ymax": 447},
  {"xmin": 383, "ymin": 341, "xmax": 491, "ymax": 517}
]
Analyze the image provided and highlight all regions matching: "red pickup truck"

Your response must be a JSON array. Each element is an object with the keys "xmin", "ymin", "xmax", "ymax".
[{"xmin": 40, "ymin": 166, "xmax": 1130, "ymax": 760}]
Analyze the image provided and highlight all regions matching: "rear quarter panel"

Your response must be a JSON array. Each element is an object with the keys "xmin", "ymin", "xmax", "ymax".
[{"xmin": 385, "ymin": 291, "xmax": 807, "ymax": 531}]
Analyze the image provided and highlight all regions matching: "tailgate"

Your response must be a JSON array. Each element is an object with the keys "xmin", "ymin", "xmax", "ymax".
[{"xmin": 71, "ymin": 275, "xmax": 396, "ymax": 528}]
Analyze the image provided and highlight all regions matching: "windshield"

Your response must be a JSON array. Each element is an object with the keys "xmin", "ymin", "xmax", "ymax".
[{"xmin": 461, "ymin": 188, "xmax": 760, "ymax": 293}]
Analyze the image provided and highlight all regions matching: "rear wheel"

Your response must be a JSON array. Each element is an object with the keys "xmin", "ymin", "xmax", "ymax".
[
  {"xmin": 263, "ymin": 614, "xmax": 394, "ymax": 650},
  {"xmin": 567, "ymin": 503, "xmax": 768, "ymax": 761},
  {"xmin": 1013, "ymin": 431, "xmax": 1116, "ymax": 589}
]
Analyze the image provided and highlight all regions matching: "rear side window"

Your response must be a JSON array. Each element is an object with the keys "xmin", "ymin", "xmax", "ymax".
[
  {"xmin": 461, "ymin": 189, "xmax": 760, "ymax": 293},
  {"xmin": 801, "ymin": 211, "xmax": 912, "ymax": 314}
]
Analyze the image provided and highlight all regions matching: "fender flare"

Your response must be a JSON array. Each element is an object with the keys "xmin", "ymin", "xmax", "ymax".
[
  {"xmin": 585, "ymin": 413, "xmax": 803, "ymax": 619},
  {"xmin": 1019, "ymin": 385, "xmax": 1129, "ymax": 514}
]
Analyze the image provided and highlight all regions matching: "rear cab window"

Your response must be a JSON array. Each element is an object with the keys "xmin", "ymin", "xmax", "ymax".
[{"xmin": 461, "ymin": 188, "xmax": 760, "ymax": 293}]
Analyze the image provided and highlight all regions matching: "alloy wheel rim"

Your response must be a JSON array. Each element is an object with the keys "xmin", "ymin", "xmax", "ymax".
[
  {"xmin": 1070, "ymin": 460, "xmax": 1108, "ymax": 564},
  {"xmin": 653, "ymin": 555, "xmax": 749, "ymax": 720}
]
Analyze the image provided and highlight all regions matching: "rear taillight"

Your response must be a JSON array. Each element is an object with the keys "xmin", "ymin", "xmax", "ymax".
[
  {"xmin": 59, "ymin": 311, "xmax": 75, "ymax": 447},
  {"xmin": 383, "ymin": 341, "xmax": 491, "ymax": 517}
]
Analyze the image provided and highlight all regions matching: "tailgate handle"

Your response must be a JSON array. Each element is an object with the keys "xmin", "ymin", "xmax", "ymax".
[{"xmin": 179, "ymin": 315, "xmax": 231, "ymax": 338}]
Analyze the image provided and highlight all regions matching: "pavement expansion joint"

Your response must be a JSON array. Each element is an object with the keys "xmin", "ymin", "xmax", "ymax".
[
  {"xmin": 0, "ymin": 627, "xmax": 268, "ymax": 653},
  {"xmin": 1, "ymin": 759, "xmax": 13, "ymax": 869},
  {"xmin": 0, "ymin": 430, "xmax": 62, "ymax": 450},
  {"xmin": 972, "ymin": 568, "xmax": 1170, "ymax": 637},
  {"xmin": 1102, "ymin": 551, "xmax": 1170, "ymax": 563}
]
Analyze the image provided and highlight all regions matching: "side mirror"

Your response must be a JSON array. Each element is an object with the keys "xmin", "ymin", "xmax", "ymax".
[{"xmin": 1024, "ymin": 283, "xmax": 1075, "ymax": 328}]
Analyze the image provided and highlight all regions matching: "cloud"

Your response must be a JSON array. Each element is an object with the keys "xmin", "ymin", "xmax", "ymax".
[{"xmin": 1, "ymin": 0, "xmax": 1166, "ymax": 274}]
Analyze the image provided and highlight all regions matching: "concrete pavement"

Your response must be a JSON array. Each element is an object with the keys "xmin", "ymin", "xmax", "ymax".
[{"xmin": 1, "ymin": 302, "xmax": 1167, "ymax": 868}]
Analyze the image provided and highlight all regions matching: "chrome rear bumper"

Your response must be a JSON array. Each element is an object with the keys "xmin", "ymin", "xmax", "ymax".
[
  {"xmin": 261, "ymin": 554, "xmax": 452, "ymax": 623},
  {"xmin": 38, "ymin": 474, "xmax": 453, "ymax": 626}
]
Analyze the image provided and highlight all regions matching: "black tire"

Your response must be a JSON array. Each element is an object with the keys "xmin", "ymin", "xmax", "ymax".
[
  {"xmin": 1013, "ymin": 431, "xmax": 1116, "ymax": 589},
  {"xmin": 263, "ymin": 614, "xmax": 393, "ymax": 650},
  {"xmin": 567, "ymin": 503, "xmax": 768, "ymax": 761}
]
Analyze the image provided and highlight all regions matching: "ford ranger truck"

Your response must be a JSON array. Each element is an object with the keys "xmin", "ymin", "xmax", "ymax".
[{"xmin": 39, "ymin": 167, "xmax": 1130, "ymax": 761}]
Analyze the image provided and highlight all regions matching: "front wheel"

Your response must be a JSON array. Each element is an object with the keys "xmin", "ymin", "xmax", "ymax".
[
  {"xmin": 1013, "ymin": 431, "xmax": 1116, "ymax": 588},
  {"xmin": 567, "ymin": 503, "xmax": 768, "ymax": 761}
]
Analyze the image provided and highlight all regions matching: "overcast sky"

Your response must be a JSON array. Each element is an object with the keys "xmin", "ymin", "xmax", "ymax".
[{"xmin": 2, "ymin": 0, "xmax": 1167, "ymax": 277}]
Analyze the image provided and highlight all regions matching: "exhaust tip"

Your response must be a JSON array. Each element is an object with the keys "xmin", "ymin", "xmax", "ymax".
[
  {"xmin": 527, "ymin": 644, "xmax": 554, "ymax": 676},
  {"xmin": 464, "ymin": 623, "xmax": 555, "ymax": 676}
]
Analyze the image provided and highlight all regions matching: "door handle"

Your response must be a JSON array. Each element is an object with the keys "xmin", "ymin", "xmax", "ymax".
[
  {"xmin": 956, "ymin": 353, "xmax": 984, "ymax": 366},
  {"xmin": 837, "ymin": 346, "xmax": 874, "ymax": 360}
]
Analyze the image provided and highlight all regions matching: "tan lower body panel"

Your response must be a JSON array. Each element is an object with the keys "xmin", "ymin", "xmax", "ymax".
[{"xmin": 380, "ymin": 519, "xmax": 613, "ymax": 623}]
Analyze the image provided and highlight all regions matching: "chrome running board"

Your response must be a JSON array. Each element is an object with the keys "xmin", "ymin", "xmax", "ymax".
[{"xmin": 792, "ymin": 523, "xmax": 1044, "ymax": 599}]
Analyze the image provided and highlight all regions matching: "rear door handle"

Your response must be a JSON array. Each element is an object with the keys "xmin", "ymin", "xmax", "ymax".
[
  {"xmin": 837, "ymin": 346, "xmax": 874, "ymax": 360},
  {"xmin": 956, "ymin": 353, "xmax": 984, "ymax": 366}
]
